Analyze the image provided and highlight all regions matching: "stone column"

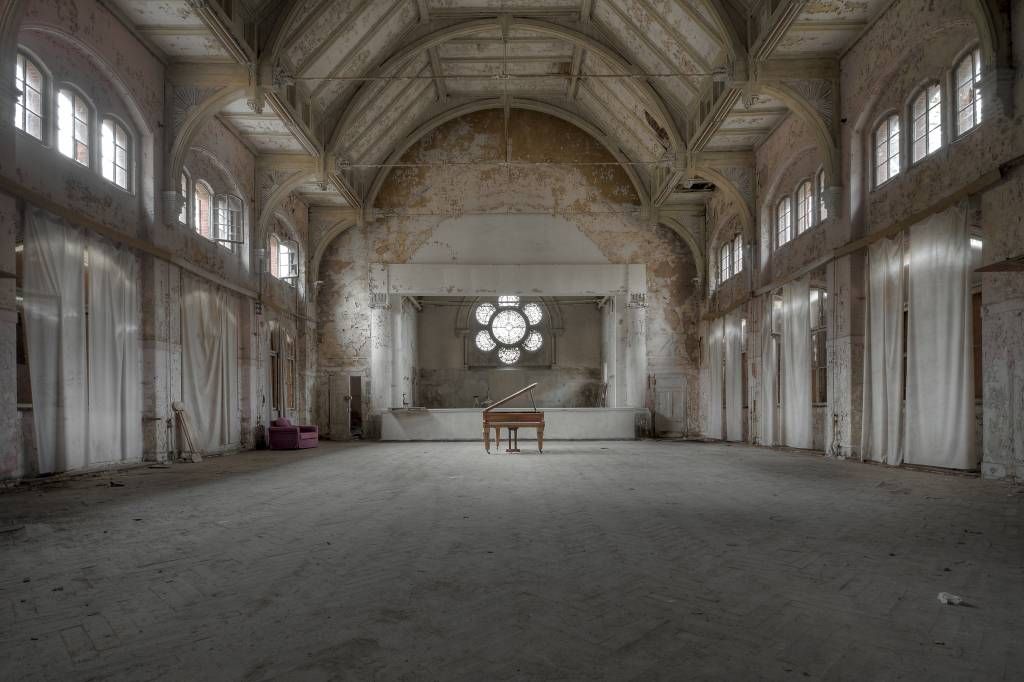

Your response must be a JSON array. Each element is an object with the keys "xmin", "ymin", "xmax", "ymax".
[
  {"xmin": 0, "ymin": 65, "xmax": 22, "ymax": 475},
  {"xmin": 367, "ymin": 292, "xmax": 394, "ymax": 438},
  {"xmin": 140, "ymin": 256, "xmax": 183, "ymax": 462},
  {"xmin": 825, "ymin": 252, "xmax": 865, "ymax": 458}
]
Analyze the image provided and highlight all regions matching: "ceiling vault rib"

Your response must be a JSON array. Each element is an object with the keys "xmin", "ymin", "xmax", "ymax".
[
  {"xmin": 631, "ymin": 0, "xmax": 715, "ymax": 74},
  {"xmin": 674, "ymin": 0, "xmax": 725, "ymax": 46},
  {"xmin": 296, "ymin": 0, "xmax": 377, "ymax": 76},
  {"xmin": 279, "ymin": 0, "xmax": 334, "ymax": 55},
  {"xmin": 427, "ymin": 47, "xmax": 448, "ymax": 103},
  {"xmin": 351, "ymin": 74, "xmax": 434, "ymax": 164}
]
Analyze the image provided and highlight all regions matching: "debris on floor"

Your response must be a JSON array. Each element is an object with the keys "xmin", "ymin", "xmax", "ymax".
[{"xmin": 938, "ymin": 592, "xmax": 965, "ymax": 605}]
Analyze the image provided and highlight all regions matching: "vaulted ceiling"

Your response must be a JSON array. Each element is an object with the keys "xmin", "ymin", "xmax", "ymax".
[{"xmin": 113, "ymin": 0, "xmax": 891, "ymax": 210}]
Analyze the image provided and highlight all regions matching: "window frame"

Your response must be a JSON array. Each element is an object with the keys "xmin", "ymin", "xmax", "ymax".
[
  {"xmin": 56, "ymin": 85, "xmax": 92, "ymax": 167},
  {"xmin": 776, "ymin": 196, "xmax": 793, "ymax": 249},
  {"xmin": 719, "ymin": 242, "xmax": 732, "ymax": 283},
  {"xmin": 810, "ymin": 287, "xmax": 828, "ymax": 405},
  {"xmin": 817, "ymin": 169, "xmax": 828, "ymax": 223},
  {"xmin": 954, "ymin": 47, "xmax": 983, "ymax": 137},
  {"xmin": 873, "ymin": 113, "xmax": 902, "ymax": 188},
  {"xmin": 101, "ymin": 116, "xmax": 132, "ymax": 192},
  {"xmin": 910, "ymin": 82, "xmax": 944, "ymax": 164},
  {"xmin": 214, "ymin": 194, "xmax": 245, "ymax": 248},
  {"xmin": 179, "ymin": 170, "xmax": 191, "ymax": 226},
  {"xmin": 796, "ymin": 180, "xmax": 813, "ymax": 235},
  {"xmin": 269, "ymin": 232, "xmax": 299, "ymax": 285},
  {"xmin": 14, "ymin": 50, "xmax": 46, "ymax": 142},
  {"xmin": 193, "ymin": 180, "xmax": 214, "ymax": 241}
]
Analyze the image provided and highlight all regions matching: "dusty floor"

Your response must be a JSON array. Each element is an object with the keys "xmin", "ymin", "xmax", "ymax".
[{"xmin": 0, "ymin": 441, "xmax": 1021, "ymax": 681}]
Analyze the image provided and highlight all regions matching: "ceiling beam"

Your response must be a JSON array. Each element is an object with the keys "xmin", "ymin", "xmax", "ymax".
[
  {"xmin": 166, "ymin": 62, "xmax": 249, "ymax": 87},
  {"xmin": 428, "ymin": 47, "xmax": 449, "ymax": 103},
  {"xmin": 758, "ymin": 57, "xmax": 839, "ymax": 80},
  {"xmin": 750, "ymin": 0, "xmax": 810, "ymax": 63},
  {"xmin": 567, "ymin": 45, "xmax": 585, "ymax": 100}
]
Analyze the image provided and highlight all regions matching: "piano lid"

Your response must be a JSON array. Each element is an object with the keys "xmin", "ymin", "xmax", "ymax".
[{"xmin": 482, "ymin": 383, "xmax": 539, "ymax": 413}]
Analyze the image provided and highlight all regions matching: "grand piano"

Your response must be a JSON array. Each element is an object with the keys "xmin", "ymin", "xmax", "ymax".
[{"xmin": 482, "ymin": 383, "xmax": 544, "ymax": 454}]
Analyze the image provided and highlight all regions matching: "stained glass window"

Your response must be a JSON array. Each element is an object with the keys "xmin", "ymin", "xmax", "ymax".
[{"xmin": 472, "ymin": 298, "xmax": 544, "ymax": 365}]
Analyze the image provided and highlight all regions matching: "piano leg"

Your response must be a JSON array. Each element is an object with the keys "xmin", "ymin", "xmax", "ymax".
[
  {"xmin": 538, "ymin": 427, "xmax": 544, "ymax": 453},
  {"xmin": 483, "ymin": 426, "xmax": 490, "ymax": 453}
]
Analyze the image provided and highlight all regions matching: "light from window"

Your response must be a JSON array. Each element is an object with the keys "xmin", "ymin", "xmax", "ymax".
[
  {"xmin": 214, "ymin": 195, "xmax": 243, "ymax": 245},
  {"xmin": 497, "ymin": 347, "xmax": 521, "ymax": 365},
  {"xmin": 818, "ymin": 170, "xmax": 828, "ymax": 222},
  {"xmin": 194, "ymin": 182, "xmax": 213, "ymax": 239},
  {"xmin": 523, "ymin": 302, "xmax": 543, "ymax": 325},
  {"xmin": 179, "ymin": 173, "xmax": 189, "ymax": 223},
  {"xmin": 498, "ymin": 295, "xmax": 519, "ymax": 307},
  {"xmin": 523, "ymin": 331, "xmax": 543, "ymax": 352},
  {"xmin": 720, "ymin": 242, "xmax": 731, "ymax": 282},
  {"xmin": 874, "ymin": 114, "xmax": 901, "ymax": 186},
  {"xmin": 912, "ymin": 84, "xmax": 943, "ymax": 162},
  {"xmin": 956, "ymin": 49, "xmax": 983, "ymax": 135},
  {"xmin": 733, "ymin": 235, "xmax": 743, "ymax": 274},
  {"xmin": 777, "ymin": 197, "xmax": 792, "ymax": 247},
  {"xmin": 272, "ymin": 236, "xmax": 298, "ymax": 284},
  {"xmin": 475, "ymin": 303, "xmax": 496, "ymax": 325},
  {"xmin": 475, "ymin": 330, "xmax": 496, "ymax": 352},
  {"xmin": 57, "ymin": 89, "xmax": 90, "ymax": 166},
  {"xmin": 796, "ymin": 181, "xmax": 813, "ymax": 234},
  {"xmin": 14, "ymin": 53, "xmax": 44, "ymax": 140},
  {"xmin": 101, "ymin": 119, "xmax": 129, "ymax": 189}
]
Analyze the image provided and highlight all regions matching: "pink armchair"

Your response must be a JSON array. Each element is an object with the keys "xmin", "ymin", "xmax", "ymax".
[{"xmin": 268, "ymin": 418, "xmax": 319, "ymax": 450}]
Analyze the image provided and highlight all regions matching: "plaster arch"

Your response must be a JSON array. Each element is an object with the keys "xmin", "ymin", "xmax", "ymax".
[
  {"xmin": 659, "ymin": 216, "xmax": 706, "ymax": 287},
  {"xmin": 328, "ymin": 17, "xmax": 684, "ymax": 156},
  {"xmin": 753, "ymin": 81, "xmax": 840, "ymax": 187},
  {"xmin": 188, "ymin": 144, "xmax": 252, "ymax": 269},
  {"xmin": 309, "ymin": 217, "xmax": 357, "ymax": 287},
  {"xmin": 964, "ymin": 0, "xmax": 1011, "ymax": 68},
  {"xmin": 690, "ymin": 165, "xmax": 755, "ymax": 243},
  {"xmin": 757, "ymin": 143, "xmax": 819, "ymax": 251},
  {"xmin": 364, "ymin": 98, "xmax": 650, "ymax": 211},
  {"xmin": 256, "ymin": 167, "xmax": 319, "ymax": 247}
]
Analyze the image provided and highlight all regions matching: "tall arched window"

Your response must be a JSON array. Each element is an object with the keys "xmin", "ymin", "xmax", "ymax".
[
  {"xmin": 214, "ymin": 194, "xmax": 244, "ymax": 247},
  {"xmin": 720, "ymin": 242, "xmax": 731, "ymax": 282},
  {"xmin": 911, "ymin": 83, "xmax": 943, "ymax": 163},
  {"xmin": 796, "ymin": 181, "xmax": 813, "ymax": 234},
  {"xmin": 956, "ymin": 48, "xmax": 983, "ymax": 136},
  {"xmin": 269, "ymin": 233, "xmax": 298, "ymax": 285},
  {"xmin": 14, "ymin": 52, "xmax": 44, "ymax": 140},
  {"xmin": 194, "ymin": 181, "xmax": 213, "ymax": 239},
  {"xmin": 874, "ymin": 114, "xmax": 901, "ymax": 186},
  {"xmin": 101, "ymin": 118, "xmax": 130, "ymax": 190},
  {"xmin": 776, "ymin": 197, "xmax": 792, "ymax": 248},
  {"xmin": 57, "ymin": 88, "xmax": 90, "ymax": 166},
  {"xmin": 817, "ymin": 170, "xmax": 828, "ymax": 222},
  {"xmin": 732, "ymin": 234, "xmax": 743, "ymax": 274}
]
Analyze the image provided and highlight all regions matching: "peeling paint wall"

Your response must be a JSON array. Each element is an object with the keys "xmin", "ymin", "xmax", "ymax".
[{"xmin": 317, "ymin": 110, "xmax": 701, "ymax": 436}]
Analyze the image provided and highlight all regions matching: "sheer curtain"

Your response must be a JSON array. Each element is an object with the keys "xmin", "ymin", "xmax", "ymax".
[
  {"xmin": 22, "ymin": 208, "xmax": 86, "ymax": 474},
  {"xmin": 724, "ymin": 312, "xmax": 743, "ymax": 441},
  {"xmin": 758, "ymin": 296, "xmax": 777, "ymax": 446},
  {"xmin": 782, "ymin": 279, "xmax": 812, "ymax": 448},
  {"xmin": 905, "ymin": 207, "xmax": 975, "ymax": 469},
  {"xmin": 706, "ymin": 318, "xmax": 724, "ymax": 439},
  {"xmin": 860, "ymin": 237, "xmax": 904, "ymax": 465},
  {"xmin": 182, "ymin": 274, "xmax": 240, "ymax": 452},
  {"xmin": 87, "ymin": 234, "xmax": 142, "ymax": 465}
]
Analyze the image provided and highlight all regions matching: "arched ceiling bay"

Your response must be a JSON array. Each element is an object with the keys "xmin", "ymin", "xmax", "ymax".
[{"xmin": 114, "ymin": 0, "xmax": 895, "ymax": 209}]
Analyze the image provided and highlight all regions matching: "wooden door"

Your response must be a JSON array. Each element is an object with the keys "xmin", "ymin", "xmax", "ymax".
[{"xmin": 328, "ymin": 373, "xmax": 351, "ymax": 440}]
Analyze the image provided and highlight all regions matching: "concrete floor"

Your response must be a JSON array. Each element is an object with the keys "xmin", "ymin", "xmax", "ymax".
[{"xmin": 0, "ymin": 441, "xmax": 1021, "ymax": 681}]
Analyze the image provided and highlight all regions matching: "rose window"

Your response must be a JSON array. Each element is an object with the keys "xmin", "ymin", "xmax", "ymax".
[{"xmin": 474, "ymin": 296, "xmax": 544, "ymax": 365}]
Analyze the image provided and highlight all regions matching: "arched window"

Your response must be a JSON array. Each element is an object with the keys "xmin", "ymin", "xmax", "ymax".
[
  {"xmin": 796, "ymin": 181, "xmax": 813, "ymax": 234},
  {"xmin": 57, "ymin": 88, "xmax": 90, "ymax": 166},
  {"xmin": 472, "ymin": 297, "xmax": 544, "ymax": 365},
  {"xmin": 269, "ymin": 233, "xmax": 298, "ymax": 284},
  {"xmin": 874, "ymin": 114, "xmax": 901, "ymax": 186},
  {"xmin": 776, "ymin": 197, "xmax": 792, "ymax": 248},
  {"xmin": 911, "ymin": 83, "xmax": 943, "ymax": 163},
  {"xmin": 214, "ymin": 194, "xmax": 244, "ymax": 247},
  {"xmin": 733, "ymin": 234, "xmax": 743, "ymax": 274},
  {"xmin": 817, "ymin": 170, "xmax": 828, "ymax": 222},
  {"xmin": 956, "ymin": 48, "xmax": 983, "ymax": 135},
  {"xmin": 194, "ymin": 181, "xmax": 213, "ymax": 239},
  {"xmin": 101, "ymin": 118, "xmax": 130, "ymax": 190},
  {"xmin": 14, "ymin": 52, "xmax": 44, "ymax": 140},
  {"xmin": 720, "ymin": 242, "xmax": 732, "ymax": 282}
]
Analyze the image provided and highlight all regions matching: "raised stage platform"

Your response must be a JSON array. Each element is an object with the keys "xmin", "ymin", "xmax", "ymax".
[{"xmin": 381, "ymin": 408, "xmax": 645, "ymax": 441}]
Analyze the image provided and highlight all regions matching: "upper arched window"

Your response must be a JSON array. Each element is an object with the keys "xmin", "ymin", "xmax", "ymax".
[
  {"xmin": 179, "ymin": 171, "xmax": 190, "ymax": 224},
  {"xmin": 57, "ymin": 88, "xmax": 90, "ymax": 166},
  {"xmin": 719, "ymin": 242, "xmax": 732, "ymax": 282},
  {"xmin": 817, "ymin": 170, "xmax": 828, "ymax": 222},
  {"xmin": 101, "ymin": 118, "xmax": 130, "ymax": 190},
  {"xmin": 796, "ymin": 181, "xmax": 813, "ymax": 234},
  {"xmin": 214, "ymin": 194, "xmax": 244, "ymax": 247},
  {"xmin": 194, "ymin": 181, "xmax": 213, "ymax": 239},
  {"xmin": 874, "ymin": 114, "xmax": 901, "ymax": 186},
  {"xmin": 14, "ymin": 52, "xmax": 44, "ymax": 140},
  {"xmin": 911, "ymin": 83, "xmax": 943, "ymax": 163},
  {"xmin": 955, "ymin": 49, "xmax": 983, "ymax": 136},
  {"xmin": 776, "ymin": 197, "xmax": 793, "ymax": 248},
  {"xmin": 269, "ymin": 233, "xmax": 298, "ymax": 284},
  {"xmin": 732, "ymin": 235, "xmax": 743, "ymax": 274}
]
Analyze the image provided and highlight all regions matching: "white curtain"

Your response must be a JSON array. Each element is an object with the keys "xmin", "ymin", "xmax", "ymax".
[
  {"xmin": 87, "ymin": 234, "xmax": 142, "ymax": 465},
  {"xmin": 905, "ymin": 207, "xmax": 976, "ymax": 469},
  {"xmin": 861, "ymin": 237, "xmax": 904, "ymax": 465},
  {"xmin": 758, "ymin": 296, "xmax": 777, "ymax": 446},
  {"xmin": 22, "ymin": 208, "xmax": 86, "ymax": 474},
  {"xmin": 705, "ymin": 318, "xmax": 724, "ymax": 439},
  {"xmin": 182, "ymin": 274, "xmax": 240, "ymax": 452},
  {"xmin": 724, "ymin": 312, "xmax": 743, "ymax": 441},
  {"xmin": 781, "ymin": 279, "xmax": 813, "ymax": 449}
]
